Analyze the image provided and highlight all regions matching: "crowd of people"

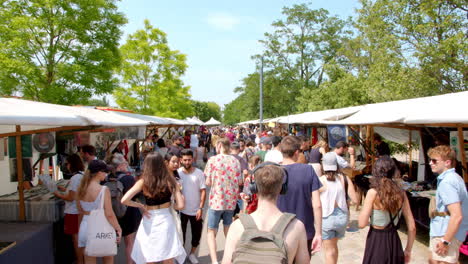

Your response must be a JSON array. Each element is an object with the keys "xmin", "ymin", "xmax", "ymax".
[{"xmin": 52, "ymin": 126, "xmax": 467, "ymax": 264}]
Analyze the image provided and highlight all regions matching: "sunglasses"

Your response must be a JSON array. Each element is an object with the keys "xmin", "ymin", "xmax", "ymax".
[{"xmin": 429, "ymin": 158, "xmax": 442, "ymax": 164}]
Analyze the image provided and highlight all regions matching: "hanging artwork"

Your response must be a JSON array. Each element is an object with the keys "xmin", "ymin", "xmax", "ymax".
[
  {"xmin": 327, "ymin": 125, "xmax": 347, "ymax": 148},
  {"xmin": 33, "ymin": 132, "xmax": 55, "ymax": 153}
]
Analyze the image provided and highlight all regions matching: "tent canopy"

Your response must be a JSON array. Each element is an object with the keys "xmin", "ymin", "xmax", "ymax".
[
  {"xmin": 204, "ymin": 117, "xmax": 221, "ymax": 126},
  {"xmin": 323, "ymin": 91, "xmax": 468, "ymax": 126}
]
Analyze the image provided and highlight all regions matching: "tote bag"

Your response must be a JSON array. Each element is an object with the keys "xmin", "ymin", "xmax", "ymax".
[{"xmin": 85, "ymin": 186, "xmax": 117, "ymax": 257}]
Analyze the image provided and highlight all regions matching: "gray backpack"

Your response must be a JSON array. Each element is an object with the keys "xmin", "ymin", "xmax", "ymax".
[
  {"xmin": 104, "ymin": 179, "xmax": 127, "ymax": 218},
  {"xmin": 232, "ymin": 213, "xmax": 296, "ymax": 264}
]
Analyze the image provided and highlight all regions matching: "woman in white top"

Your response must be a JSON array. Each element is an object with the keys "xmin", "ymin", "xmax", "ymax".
[
  {"xmin": 195, "ymin": 140, "xmax": 207, "ymax": 170},
  {"xmin": 54, "ymin": 154, "xmax": 85, "ymax": 264},
  {"xmin": 77, "ymin": 160, "xmax": 122, "ymax": 264},
  {"xmin": 319, "ymin": 152, "xmax": 357, "ymax": 264}
]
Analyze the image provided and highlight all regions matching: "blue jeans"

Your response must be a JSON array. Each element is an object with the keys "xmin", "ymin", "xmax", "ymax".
[{"xmin": 207, "ymin": 208, "xmax": 235, "ymax": 229}]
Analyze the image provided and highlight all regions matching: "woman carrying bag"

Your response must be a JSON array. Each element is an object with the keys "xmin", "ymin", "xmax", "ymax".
[
  {"xmin": 121, "ymin": 152, "xmax": 186, "ymax": 264},
  {"xmin": 77, "ymin": 160, "xmax": 122, "ymax": 264}
]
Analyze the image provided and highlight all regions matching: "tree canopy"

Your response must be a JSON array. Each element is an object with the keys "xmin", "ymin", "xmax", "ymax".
[
  {"xmin": 225, "ymin": 1, "xmax": 467, "ymax": 121},
  {"xmin": 113, "ymin": 19, "xmax": 193, "ymax": 118},
  {"xmin": 0, "ymin": 0, "xmax": 126, "ymax": 105},
  {"xmin": 191, "ymin": 100, "xmax": 221, "ymax": 122}
]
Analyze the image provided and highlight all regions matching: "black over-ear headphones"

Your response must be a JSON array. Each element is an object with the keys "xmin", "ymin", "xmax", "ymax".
[{"xmin": 249, "ymin": 162, "xmax": 289, "ymax": 195}]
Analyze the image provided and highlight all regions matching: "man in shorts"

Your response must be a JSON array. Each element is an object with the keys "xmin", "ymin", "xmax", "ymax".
[
  {"xmin": 205, "ymin": 137, "xmax": 242, "ymax": 264},
  {"xmin": 428, "ymin": 145, "xmax": 468, "ymax": 264}
]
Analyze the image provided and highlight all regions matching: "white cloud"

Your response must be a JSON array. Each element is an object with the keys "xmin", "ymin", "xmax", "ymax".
[{"xmin": 206, "ymin": 13, "xmax": 241, "ymax": 31}]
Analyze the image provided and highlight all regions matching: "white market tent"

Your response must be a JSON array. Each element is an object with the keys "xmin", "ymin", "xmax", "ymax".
[
  {"xmin": 323, "ymin": 91, "xmax": 468, "ymax": 127},
  {"xmin": 204, "ymin": 117, "xmax": 221, "ymax": 126},
  {"xmin": 185, "ymin": 116, "xmax": 204, "ymax": 126},
  {"xmin": 277, "ymin": 106, "xmax": 363, "ymax": 124},
  {"xmin": 0, "ymin": 98, "xmax": 150, "ymax": 136}
]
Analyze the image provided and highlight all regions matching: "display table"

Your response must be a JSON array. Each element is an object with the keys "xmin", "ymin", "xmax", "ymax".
[
  {"xmin": 406, "ymin": 190, "xmax": 435, "ymax": 229},
  {"xmin": 0, "ymin": 180, "xmax": 67, "ymax": 222}
]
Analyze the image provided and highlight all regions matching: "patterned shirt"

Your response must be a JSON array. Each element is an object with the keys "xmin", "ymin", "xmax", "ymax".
[{"xmin": 204, "ymin": 154, "xmax": 242, "ymax": 210}]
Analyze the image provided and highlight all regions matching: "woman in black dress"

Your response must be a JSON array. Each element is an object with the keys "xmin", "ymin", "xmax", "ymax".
[{"xmin": 358, "ymin": 156, "xmax": 416, "ymax": 264}]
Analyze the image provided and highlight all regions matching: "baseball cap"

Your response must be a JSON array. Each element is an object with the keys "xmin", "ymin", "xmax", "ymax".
[
  {"xmin": 260, "ymin": 137, "xmax": 272, "ymax": 145},
  {"xmin": 88, "ymin": 160, "xmax": 111, "ymax": 173},
  {"xmin": 322, "ymin": 152, "xmax": 338, "ymax": 171}
]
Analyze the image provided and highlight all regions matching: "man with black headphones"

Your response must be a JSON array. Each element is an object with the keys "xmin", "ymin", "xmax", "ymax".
[{"xmin": 222, "ymin": 163, "xmax": 310, "ymax": 264}]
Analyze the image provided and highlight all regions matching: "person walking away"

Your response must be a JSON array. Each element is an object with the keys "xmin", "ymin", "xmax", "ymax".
[
  {"xmin": 53, "ymin": 154, "xmax": 85, "ymax": 264},
  {"xmin": 358, "ymin": 156, "xmax": 416, "ymax": 264},
  {"xmin": 255, "ymin": 137, "xmax": 272, "ymax": 162},
  {"xmin": 190, "ymin": 132, "xmax": 199, "ymax": 158},
  {"xmin": 222, "ymin": 164, "xmax": 310, "ymax": 264},
  {"xmin": 178, "ymin": 149, "xmax": 207, "ymax": 264},
  {"xmin": 277, "ymin": 136, "xmax": 323, "ymax": 256},
  {"xmin": 230, "ymin": 141, "xmax": 249, "ymax": 216},
  {"xmin": 195, "ymin": 141, "xmax": 207, "ymax": 170},
  {"xmin": 309, "ymin": 140, "xmax": 328, "ymax": 177},
  {"xmin": 264, "ymin": 136, "xmax": 283, "ymax": 164},
  {"xmin": 111, "ymin": 154, "xmax": 142, "ymax": 264},
  {"xmin": 427, "ymin": 146, "xmax": 468, "ymax": 264},
  {"xmin": 156, "ymin": 138, "xmax": 169, "ymax": 157},
  {"xmin": 240, "ymin": 155, "xmax": 262, "ymax": 214},
  {"xmin": 121, "ymin": 152, "xmax": 186, "ymax": 264},
  {"xmin": 319, "ymin": 153, "xmax": 358, "ymax": 264},
  {"xmin": 204, "ymin": 137, "xmax": 243, "ymax": 264},
  {"xmin": 77, "ymin": 160, "xmax": 122, "ymax": 264}
]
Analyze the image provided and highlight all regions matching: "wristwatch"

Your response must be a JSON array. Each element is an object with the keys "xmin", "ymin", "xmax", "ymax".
[{"xmin": 441, "ymin": 239, "xmax": 451, "ymax": 246}]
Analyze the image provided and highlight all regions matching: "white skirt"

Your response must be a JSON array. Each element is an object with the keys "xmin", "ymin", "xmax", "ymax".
[{"xmin": 131, "ymin": 208, "xmax": 186, "ymax": 264}]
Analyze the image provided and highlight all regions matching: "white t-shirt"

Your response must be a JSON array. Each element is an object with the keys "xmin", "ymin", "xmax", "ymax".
[
  {"xmin": 178, "ymin": 167, "xmax": 206, "ymax": 216},
  {"xmin": 64, "ymin": 172, "xmax": 84, "ymax": 214},
  {"xmin": 190, "ymin": 134, "xmax": 199, "ymax": 148},
  {"xmin": 264, "ymin": 149, "xmax": 283, "ymax": 164}
]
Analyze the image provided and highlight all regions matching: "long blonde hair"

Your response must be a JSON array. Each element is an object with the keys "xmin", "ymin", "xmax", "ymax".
[
  {"xmin": 77, "ymin": 170, "xmax": 99, "ymax": 200},
  {"xmin": 312, "ymin": 139, "xmax": 328, "ymax": 150}
]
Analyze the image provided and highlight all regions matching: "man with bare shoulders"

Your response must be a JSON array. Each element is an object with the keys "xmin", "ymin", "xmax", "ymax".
[{"xmin": 222, "ymin": 164, "xmax": 310, "ymax": 264}]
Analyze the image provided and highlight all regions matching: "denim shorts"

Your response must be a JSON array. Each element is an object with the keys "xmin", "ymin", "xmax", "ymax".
[
  {"xmin": 207, "ymin": 208, "xmax": 235, "ymax": 230},
  {"xmin": 322, "ymin": 207, "xmax": 348, "ymax": 240}
]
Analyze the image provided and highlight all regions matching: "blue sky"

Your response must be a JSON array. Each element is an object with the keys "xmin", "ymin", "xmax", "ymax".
[{"xmin": 116, "ymin": 0, "xmax": 361, "ymax": 108}]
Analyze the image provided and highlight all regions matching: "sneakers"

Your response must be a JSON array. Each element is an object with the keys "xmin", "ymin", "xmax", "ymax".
[{"xmin": 188, "ymin": 253, "xmax": 199, "ymax": 264}]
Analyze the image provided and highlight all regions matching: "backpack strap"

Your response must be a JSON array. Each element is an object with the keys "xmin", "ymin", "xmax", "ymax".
[
  {"xmin": 239, "ymin": 213, "xmax": 259, "ymax": 231},
  {"xmin": 271, "ymin": 213, "xmax": 296, "ymax": 236}
]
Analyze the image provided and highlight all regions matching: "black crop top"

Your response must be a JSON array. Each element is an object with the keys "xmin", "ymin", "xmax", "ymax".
[{"xmin": 144, "ymin": 188, "xmax": 172, "ymax": 206}]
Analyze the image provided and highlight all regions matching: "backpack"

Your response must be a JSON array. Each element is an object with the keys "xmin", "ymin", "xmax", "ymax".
[
  {"xmin": 232, "ymin": 213, "xmax": 295, "ymax": 264},
  {"xmin": 104, "ymin": 179, "xmax": 127, "ymax": 218}
]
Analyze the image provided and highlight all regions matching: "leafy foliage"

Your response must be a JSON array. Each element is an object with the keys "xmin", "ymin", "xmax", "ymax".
[
  {"xmin": 191, "ymin": 100, "xmax": 221, "ymax": 122},
  {"xmin": 113, "ymin": 20, "xmax": 193, "ymax": 118},
  {"xmin": 225, "ymin": 1, "xmax": 467, "ymax": 121},
  {"xmin": 0, "ymin": 0, "xmax": 126, "ymax": 104}
]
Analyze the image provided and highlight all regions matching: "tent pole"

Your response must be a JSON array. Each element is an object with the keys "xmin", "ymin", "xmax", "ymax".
[
  {"xmin": 457, "ymin": 126, "xmax": 467, "ymax": 182},
  {"xmin": 16, "ymin": 125, "xmax": 25, "ymax": 221},
  {"xmin": 370, "ymin": 126, "xmax": 375, "ymax": 166},
  {"xmin": 409, "ymin": 131, "xmax": 413, "ymax": 180}
]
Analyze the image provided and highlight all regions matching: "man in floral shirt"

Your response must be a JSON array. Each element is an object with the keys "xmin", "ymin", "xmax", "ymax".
[{"xmin": 205, "ymin": 137, "xmax": 242, "ymax": 264}]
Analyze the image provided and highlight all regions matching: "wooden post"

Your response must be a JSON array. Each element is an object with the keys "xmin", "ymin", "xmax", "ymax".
[
  {"xmin": 370, "ymin": 126, "xmax": 375, "ymax": 166},
  {"xmin": 457, "ymin": 126, "xmax": 467, "ymax": 182},
  {"xmin": 408, "ymin": 131, "xmax": 413, "ymax": 180},
  {"xmin": 16, "ymin": 125, "xmax": 25, "ymax": 221},
  {"xmin": 365, "ymin": 125, "xmax": 372, "ymax": 168}
]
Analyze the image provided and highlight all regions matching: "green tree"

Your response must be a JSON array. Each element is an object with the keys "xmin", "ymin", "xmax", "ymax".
[
  {"xmin": 87, "ymin": 97, "xmax": 110, "ymax": 107},
  {"xmin": 114, "ymin": 20, "xmax": 193, "ymax": 118},
  {"xmin": 191, "ymin": 100, "xmax": 221, "ymax": 122},
  {"xmin": 0, "ymin": 0, "xmax": 126, "ymax": 104}
]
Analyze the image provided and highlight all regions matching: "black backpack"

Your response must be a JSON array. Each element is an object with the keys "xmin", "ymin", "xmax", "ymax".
[{"xmin": 104, "ymin": 179, "xmax": 127, "ymax": 218}]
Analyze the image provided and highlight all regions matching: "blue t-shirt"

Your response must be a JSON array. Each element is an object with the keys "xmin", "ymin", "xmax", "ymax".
[
  {"xmin": 431, "ymin": 168, "xmax": 468, "ymax": 242},
  {"xmin": 277, "ymin": 163, "xmax": 322, "ymax": 240}
]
